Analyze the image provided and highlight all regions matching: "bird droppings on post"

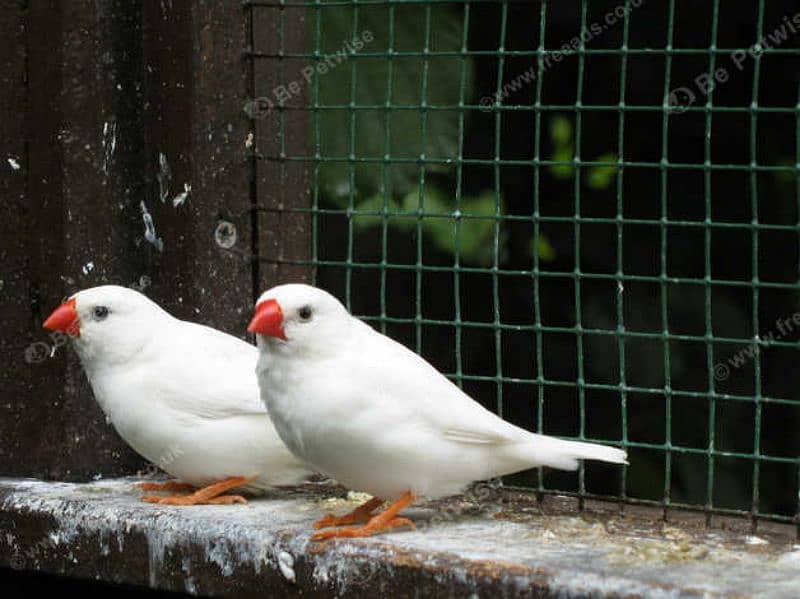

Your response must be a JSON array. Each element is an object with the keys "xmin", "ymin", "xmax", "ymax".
[
  {"xmin": 7, "ymin": 157, "xmax": 20, "ymax": 170},
  {"xmin": 1, "ymin": 479, "xmax": 799, "ymax": 598},
  {"xmin": 745, "ymin": 535, "xmax": 769, "ymax": 546},
  {"xmin": 140, "ymin": 201, "xmax": 164, "ymax": 252},
  {"xmin": 101, "ymin": 120, "xmax": 117, "ymax": 175},
  {"xmin": 181, "ymin": 556, "xmax": 198, "ymax": 594},
  {"xmin": 130, "ymin": 275, "xmax": 152, "ymax": 293},
  {"xmin": 777, "ymin": 548, "xmax": 800, "ymax": 565},
  {"xmin": 277, "ymin": 550, "xmax": 296, "ymax": 583},
  {"xmin": 157, "ymin": 152, "xmax": 171, "ymax": 203},
  {"xmin": 214, "ymin": 220, "xmax": 237, "ymax": 249},
  {"xmin": 172, "ymin": 183, "xmax": 191, "ymax": 208},
  {"xmin": 82, "ymin": 261, "xmax": 95, "ymax": 276}
]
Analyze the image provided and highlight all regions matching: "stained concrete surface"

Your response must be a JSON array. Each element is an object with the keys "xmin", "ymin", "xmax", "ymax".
[{"xmin": 0, "ymin": 478, "xmax": 799, "ymax": 598}]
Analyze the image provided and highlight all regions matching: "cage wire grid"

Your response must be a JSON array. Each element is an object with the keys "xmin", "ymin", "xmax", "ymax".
[{"xmin": 244, "ymin": 0, "xmax": 800, "ymax": 531}]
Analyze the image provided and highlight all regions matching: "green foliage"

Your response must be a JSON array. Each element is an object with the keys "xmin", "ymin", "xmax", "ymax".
[
  {"xmin": 586, "ymin": 152, "xmax": 618, "ymax": 190},
  {"xmin": 531, "ymin": 235, "xmax": 557, "ymax": 262},
  {"xmin": 548, "ymin": 116, "xmax": 575, "ymax": 179},
  {"xmin": 312, "ymin": 4, "xmax": 473, "ymax": 202},
  {"xmin": 547, "ymin": 116, "xmax": 618, "ymax": 190},
  {"xmin": 353, "ymin": 185, "xmax": 503, "ymax": 266},
  {"xmin": 310, "ymin": 5, "xmax": 554, "ymax": 264},
  {"xmin": 550, "ymin": 115, "xmax": 573, "ymax": 146}
]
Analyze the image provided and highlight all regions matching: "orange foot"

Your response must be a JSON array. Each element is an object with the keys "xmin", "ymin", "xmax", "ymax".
[
  {"xmin": 312, "ymin": 491, "xmax": 417, "ymax": 541},
  {"xmin": 314, "ymin": 496, "xmax": 385, "ymax": 529},
  {"xmin": 136, "ymin": 480, "xmax": 195, "ymax": 493},
  {"xmin": 141, "ymin": 476, "xmax": 255, "ymax": 506}
]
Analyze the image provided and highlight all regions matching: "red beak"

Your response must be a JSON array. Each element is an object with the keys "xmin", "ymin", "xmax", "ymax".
[
  {"xmin": 248, "ymin": 298, "xmax": 287, "ymax": 340},
  {"xmin": 43, "ymin": 297, "xmax": 80, "ymax": 337}
]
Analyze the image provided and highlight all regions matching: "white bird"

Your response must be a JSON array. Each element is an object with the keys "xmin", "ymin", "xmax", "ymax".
[
  {"xmin": 249, "ymin": 283, "xmax": 628, "ymax": 540},
  {"xmin": 43, "ymin": 285, "xmax": 312, "ymax": 505}
]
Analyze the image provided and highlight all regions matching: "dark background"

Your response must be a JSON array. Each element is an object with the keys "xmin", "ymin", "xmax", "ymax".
[
  {"xmin": 1, "ymin": 0, "xmax": 798, "ymax": 529},
  {"xmin": 313, "ymin": 0, "xmax": 800, "ymax": 519}
]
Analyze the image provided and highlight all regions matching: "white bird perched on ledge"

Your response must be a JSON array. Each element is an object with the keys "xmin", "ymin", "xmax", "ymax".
[
  {"xmin": 43, "ymin": 285, "xmax": 312, "ymax": 505},
  {"xmin": 248, "ymin": 283, "xmax": 627, "ymax": 540}
]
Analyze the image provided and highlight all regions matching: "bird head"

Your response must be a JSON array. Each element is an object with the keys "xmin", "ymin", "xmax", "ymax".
[
  {"xmin": 43, "ymin": 285, "xmax": 169, "ymax": 365},
  {"xmin": 248, "ymin": 284, "xmax": 350, "ymax": 354}
]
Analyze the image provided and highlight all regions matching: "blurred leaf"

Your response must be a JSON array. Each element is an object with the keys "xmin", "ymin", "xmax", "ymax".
[
  {"xmin": 549, "ymin": 146, "xmax": 575, "ymax": 179},
  {"xmin": 351, "ymin": 195, "xmax": 405, "ymax": 230},
  {"xmin": 550, "ymin": 115, "xmax": 573, "ymax": 146},
  {"xmin": 586, "ymin": 152, "xmax": 618, "ymax": 189},
  {"xmin": 311, "ymin": 4, "xmax": 474, "ymax": 204},
  {"xmin": 530, "ymin": 235, "xmax": 557, "ymax": 261},
  {"xmin": 424, "ymin": 189, "xmax": 502, "ymax": 265},
  {"xmin": 353, "ymin": 185, "xmax": 503, "ymax": 265},
  {"xmin": 548, "ymin": 115, "xmax": 575, "ymax": 179}
]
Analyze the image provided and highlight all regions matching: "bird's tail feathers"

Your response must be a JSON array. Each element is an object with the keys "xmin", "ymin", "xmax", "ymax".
[{"xmin": 517, "ymin": 434, "xmax": 628, "ymax": 471}]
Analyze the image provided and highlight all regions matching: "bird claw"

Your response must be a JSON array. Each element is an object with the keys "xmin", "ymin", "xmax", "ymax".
[
  {"xmin": 140, "ymin": 493, "xmax": 248, "ymax": 506},
  {"xmin": 311, "ymin": 516, "xmax": 415, "ymax": 541},
  {"xmin": 141, "ymin": 494, "xmax": 174, "ymax": 504},
  {"xmin": 313, "ymin": 511, "xmax": 372, "ymax": 529},
  {"xmin": 140, "ymin": 476, "xmax": 254, "ymax": 506},
  {"xmin": 313, "ymin": 513, "xmax": 343, "ymax": 529},
  {"xmin": 313, "ymin": 496, "xmax": 385, "ymax": 529}
]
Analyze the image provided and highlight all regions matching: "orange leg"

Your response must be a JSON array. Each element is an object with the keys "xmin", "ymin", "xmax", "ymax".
[
  {"xmin": 136, "ymin": 480, "xmax": 195, "ymax": 493},
  {"xmin": 141, "ymin": 476, "xmax": 255, "ymax": 506},
  {"xmin": 312, "ymin": 492, "xmax": 417, "ymax": 541},
  {"xmin": 314, "ymin": 496, "xmax": 385, "ymax": 529}
]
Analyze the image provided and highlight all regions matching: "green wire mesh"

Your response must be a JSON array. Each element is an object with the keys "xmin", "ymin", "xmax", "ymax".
[{"xmin": 246, "ymin": 0, "xmax": 800, "ymax": 530}]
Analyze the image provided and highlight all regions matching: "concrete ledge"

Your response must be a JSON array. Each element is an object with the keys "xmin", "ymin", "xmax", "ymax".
[{"xmin": 0, "ymin": 478, "xmax": 798, "ymax": 598}]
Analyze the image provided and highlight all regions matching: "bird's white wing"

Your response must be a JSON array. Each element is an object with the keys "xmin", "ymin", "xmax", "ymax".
[
  {"xmin": 340, "ymin": 320, "xmax": 625, "ymax": 474},
  {"xmin": 347, "ymin": 320, "xmax": 525, "ymax": 446},
  {"xmin": 153, "ymin": 320, "xmax": 267, "ymax": 420}
]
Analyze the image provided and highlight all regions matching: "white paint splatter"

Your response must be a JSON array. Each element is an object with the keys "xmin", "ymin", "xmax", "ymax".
[
  {"xmin": 140, "ymin": 201, "xmax": 164, "ymax": 252},
  {"xmin": 7, "ymin": 157, "xmax": 20, "ymax": 170},
  {"xmin": 745, "ymin": 535, "xmax": 769, "ymax": 546},
  {"xmin": 181, "ymin": 557, "xmax": 197, "ymax": 594},
  {"xmin": 82, "ymin": 261, "xmax": 95, "ymax": 275},
  {"xmin": 277, "ymin": 550, "xmax": 296, "ymax": 583},
  {"xmin": 172, "ymin": 183, "xmax": 191, "ymax": 208},
  {"xmin": 130, "ymin": 275, "xmax": 152, "ymax": 293},
  {"xmin": 778, "ymin": 546, "xmax": 800, "ymax": 565},
  {"xmin": 102, "ymin": 121, "xmax": 117, "ymax": 175},
  {"xmin": 157, "ymin": 152, "xmax": 171, "ymax": 203},
  {"xmin": 214, "ymin": 221, "xmax": 237, "ymax": 249}
]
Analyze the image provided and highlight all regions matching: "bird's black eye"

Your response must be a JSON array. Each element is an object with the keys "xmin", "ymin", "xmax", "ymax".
[
  {"xmin": 298, "ymin": 305, "xmax": 313, "ymax": 321},
  {"xmin": 93, "ymin": 306, "xmax": 110, "ymax": 321}
]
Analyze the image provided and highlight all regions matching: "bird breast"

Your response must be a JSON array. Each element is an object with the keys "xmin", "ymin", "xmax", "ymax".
[{"xmin": 255, "ymin": 350, "xmax": 310, "ymax": 460}]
